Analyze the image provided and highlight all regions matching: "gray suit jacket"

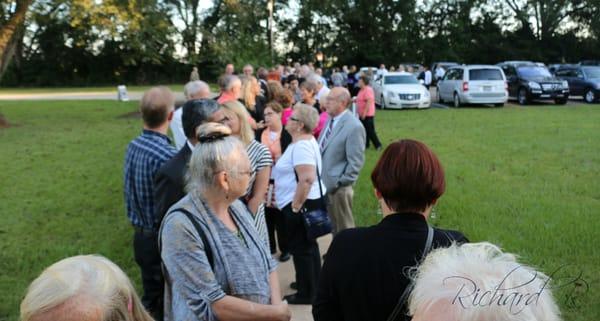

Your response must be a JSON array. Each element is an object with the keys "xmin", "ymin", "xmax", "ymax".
[{"xmin": 319, "ymin": 111, "xmax": 366, "ymax": 191}]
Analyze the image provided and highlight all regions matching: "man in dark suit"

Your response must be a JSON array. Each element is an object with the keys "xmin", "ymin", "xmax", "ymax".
[{"xmin": 154, "ymin": 99, "xmax": 225, "ymax": 222}]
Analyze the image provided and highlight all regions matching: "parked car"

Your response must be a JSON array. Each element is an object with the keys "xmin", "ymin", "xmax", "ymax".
[
  {"xmin": 579, "ymin": 60, "xmax": 600, "ymax": 66},
  {"xmin": 430, "ymin": 62, "xmax": 459, "ymax": 85},
  {"xmin": 372, "ymin": 72, "xmax": 431, "ymax": 109},
  {"xmin": 497, "ymin": 61, "xmax": 570, "ymax": 105},
  {"xmin": 555, "ymin": 65, "xmax": 600, "ymax": 103},
  {"xmin": 437, "ymin": 65, "xmax": 508, "ymax": 107}
]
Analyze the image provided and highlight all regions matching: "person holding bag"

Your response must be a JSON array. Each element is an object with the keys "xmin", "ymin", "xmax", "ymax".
[{"xmin": 272, "ymin": 103, "xmax": 327, "ymax": 305}]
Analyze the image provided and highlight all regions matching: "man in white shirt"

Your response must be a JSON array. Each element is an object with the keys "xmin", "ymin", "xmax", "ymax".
[
  {"xmin": 376, "ymin": 64, "xmax": 388, "ymax": 78},
  {"xmin": 310, "ymin": 74, "xmax": 330, "ymax": 103},
  {"xmin": 435, "ymin": 65, "xmax": 446, "ymax": 82},
  {"xmin": 170, "ymin": 81, "xmax": 211, "ymax": 149},
  {"xmin": 424, "ymin": 66, "xmax": 433, "ymax": 90}
]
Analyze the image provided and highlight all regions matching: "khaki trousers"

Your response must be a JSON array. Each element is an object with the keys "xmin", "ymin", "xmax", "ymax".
[{"xmin": 326, "ymin": 185, "xmax": 355, "ymax": 233}]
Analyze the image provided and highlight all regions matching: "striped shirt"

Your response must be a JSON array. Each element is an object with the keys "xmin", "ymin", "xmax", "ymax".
[
  {"xmin": 124, "ymin": 130, "xmax": 176, "ymax": 229},
  {"xmin": 245, "ymin": 140, "xmax": 273, "ymax": 243}
]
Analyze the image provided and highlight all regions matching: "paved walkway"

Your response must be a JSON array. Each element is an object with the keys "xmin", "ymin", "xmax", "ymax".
[{"xmin": 278, "ymin": 234, "xmax": 332, "ymax": 321}]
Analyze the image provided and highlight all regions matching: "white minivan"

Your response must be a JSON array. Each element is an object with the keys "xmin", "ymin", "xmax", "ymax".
[{"xmin": 437, "ymin": 65, "xmax": 508, "ymax": 107}]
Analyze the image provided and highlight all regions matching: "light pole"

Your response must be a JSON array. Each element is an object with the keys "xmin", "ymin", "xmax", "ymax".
[
  {"xmin": 267, "ymin": 0, "xmax": 274, "ymax": 66},
  {"xmin": 316, "ymin": 50, "xmax": 324, "ymax": 68}
]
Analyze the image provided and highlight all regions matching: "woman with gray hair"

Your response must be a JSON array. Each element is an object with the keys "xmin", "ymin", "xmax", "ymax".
[
  {"xmin": 20, "ymin": 255, "xmax": 153, "ymax": 321},
  {"xmin": 160, "ymin": 123, "xmax": 290, "ymax": 321},
  {"xmin": 272, "ymin": 104, "xmax": 327, "ymax": 304}
]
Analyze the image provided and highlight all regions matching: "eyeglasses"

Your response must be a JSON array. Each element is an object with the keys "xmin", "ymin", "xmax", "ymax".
[
  {"xmin": 215, "ymin": 116, "xmax": 230, "ymax": 124},
  {"xmin": 289, "ymin": 117, "xmax": 300, "ymax": 122},
  {"xmin": 264, "ymin": 112, "xmax": 276, "ymax": 117},
  {"xmin": 237, "ymin": 169, "xmax": 254, "ymax": 177}
]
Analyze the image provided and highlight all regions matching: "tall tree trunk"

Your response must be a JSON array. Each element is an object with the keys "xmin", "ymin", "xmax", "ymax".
[{"xmin": 0, "ymin": 0, "xmax": 32, "ymax": 80}]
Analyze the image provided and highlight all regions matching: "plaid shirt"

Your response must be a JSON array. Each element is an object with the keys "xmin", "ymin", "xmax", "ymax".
[{"xmin": 124, "ymin": 130, "xmax": 176, "ymax": 229}]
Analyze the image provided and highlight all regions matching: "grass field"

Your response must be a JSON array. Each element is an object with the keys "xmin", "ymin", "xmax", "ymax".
[{"xmin": 1, "ymin": 101, "xmax": 599, "ymax": 320}]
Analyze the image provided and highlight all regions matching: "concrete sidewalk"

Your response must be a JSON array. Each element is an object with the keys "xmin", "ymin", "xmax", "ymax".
[{"xmin": 277, "ymin": 234, "xmax": 332, "ymax": 321}]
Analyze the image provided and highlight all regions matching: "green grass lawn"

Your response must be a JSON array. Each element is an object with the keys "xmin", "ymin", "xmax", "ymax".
[
  {"xmin": 0, "ymin": 84, "xmax": 220, "ymax": 95},
  {"xmin": 1, "ymin": 102, "xmax": 599, "ymax": 320}
]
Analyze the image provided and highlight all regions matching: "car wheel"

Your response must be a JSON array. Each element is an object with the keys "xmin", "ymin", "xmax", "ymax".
[
  {"xmin": 380, "ymin": 95, "xmax": 386, "ymax": 109},
  {"xmin": 494, "ymin": 103, "xmax": 504, "ymax": 107},
  {"xmin": 517, "ymin": 88, "xmax": 529, "ymax": 105},
  {"xmin": 453, "ymin": 93, "xmax": 461, "ymax": 108},
  {"xmin": 584, "ymin": 88, "xmax": 596, "ymax": 103},
  {"xmin": 436, "ymin": 87, "xmax": 443, "ymax": 103},
  {"xmin": 555, "ymin": 98, "xmax": 568, "ymax": 105}
]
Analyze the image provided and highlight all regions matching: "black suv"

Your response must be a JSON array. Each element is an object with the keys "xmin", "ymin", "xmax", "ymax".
[
  {"xmin": 555, "ymin": 65, "xmax": 600, "ymax": 103},
  {"xmin": 497, "ymin": 61, "xmax": 570, "ymax": 105}
]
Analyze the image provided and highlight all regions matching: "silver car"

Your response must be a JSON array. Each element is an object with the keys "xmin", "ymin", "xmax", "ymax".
[{"xmin": 437, "ymin": 65, "xmax": 508, "ymax": 107}]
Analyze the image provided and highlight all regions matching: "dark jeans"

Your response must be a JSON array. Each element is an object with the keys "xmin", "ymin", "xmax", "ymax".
[
  {"xmin": 133, "ymin": 227, "xmax": 163, "ymax": 321},
  {"xmin": 266, "ymin": 206, "xmax": 289, "ymax": 254},
  {"xmin": 360, "ymin": 116, "xmax": 382, "ymax": 149},
  {"xmin": 283, "ymin": 202, "xmax": 321, "ymax": 299}
]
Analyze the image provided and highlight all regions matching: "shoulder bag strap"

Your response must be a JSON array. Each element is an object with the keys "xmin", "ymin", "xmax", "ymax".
[
  {"xmin": 386, "ymin": 225, "xmax": 434, "ymax": 321},
  {"xmin": 160, "ymin": 208, "xmax": 214, "ymax": 268}
]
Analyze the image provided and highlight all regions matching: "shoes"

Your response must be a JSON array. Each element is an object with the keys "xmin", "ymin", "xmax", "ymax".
[
  {"xmin": 279, "ymin": 252, "xmax": 291, "ymax": 262},
  {"xmin": 290, "ymin": 282, "xmax": 297, "ymax": 290},
  {"xmin": 283, "ymin": 293, "xmax": 312, "ymax": 305}
]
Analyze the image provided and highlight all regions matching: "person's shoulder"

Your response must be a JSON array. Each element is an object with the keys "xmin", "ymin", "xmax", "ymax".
[
  {"xmin": 432, "ymin": 227, "xmax": 469, "ymax": 246},
  {"xmin": 331, "ymin": 226, "xmax": 372, "ymax": 248}
]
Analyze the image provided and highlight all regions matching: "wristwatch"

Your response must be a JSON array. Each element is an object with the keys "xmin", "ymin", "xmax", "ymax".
[{"xmin": 292, "ymin": 205, "xmax": 301, "ymax": 213}]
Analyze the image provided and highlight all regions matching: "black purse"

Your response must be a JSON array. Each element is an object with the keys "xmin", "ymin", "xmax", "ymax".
[{"xmin": 293, "ymin": 144, "xmax": 332, "ymax": 240}]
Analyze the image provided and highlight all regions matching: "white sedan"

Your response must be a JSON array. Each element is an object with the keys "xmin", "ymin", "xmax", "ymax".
[{"xmin": 373, "ymin": 72, "xmax": 431, "ymax": 109}]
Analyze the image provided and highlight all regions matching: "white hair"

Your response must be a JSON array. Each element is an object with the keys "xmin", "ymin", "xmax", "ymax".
[
  {"xmin": 408, "ymin": 242, "xmax": 561, "ymax": 321},
  {"xmin": 186, "ymin": 128, "xmax": 247, "ymax": 193},
  {"xmin": 184, "ymin": 80, "xmax": 210, "ymax": 100},
  {"xmin": 20, "ymin": 255, "xmax": 153, "ymax": 321}
]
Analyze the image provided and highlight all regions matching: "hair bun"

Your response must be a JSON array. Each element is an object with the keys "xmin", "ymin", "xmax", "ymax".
[{"xmin": 196, "ymin": 122, "xmax": 232, "ymax": 143}]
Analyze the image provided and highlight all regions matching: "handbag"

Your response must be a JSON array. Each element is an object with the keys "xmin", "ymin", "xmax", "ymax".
[{"xmin": 292, "ymin": 143, "xmax": 332, "ymax": 240}]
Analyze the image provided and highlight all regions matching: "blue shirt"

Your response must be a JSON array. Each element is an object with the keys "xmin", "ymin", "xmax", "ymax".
[{"xmin": 124, "ymin": 130, "xmax": 176, "ymax": 229}]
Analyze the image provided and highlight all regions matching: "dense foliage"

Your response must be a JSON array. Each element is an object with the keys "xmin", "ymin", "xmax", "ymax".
[{"xmin": 1, "ymin": 0, "xmax": 599, "ymax": 86}]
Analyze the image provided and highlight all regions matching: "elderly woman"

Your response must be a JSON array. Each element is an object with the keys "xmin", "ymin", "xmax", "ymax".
[
  {"xmin": 299, "ymin": 79, "xmax": 320, "ymax": 113},
  {"xmin": 21, "ymin": 255, "xmax": 153, "ymax": 321},
  {"xmin": 239, "ymin": 75, "xmax": 265, "ymax": 128},
  {"xmin": 272, "ymin": 104, "xmax": 326, "ymax": 304},
  {"xmin": 160, "ymin": 123, "xmax": 290, "ymax": 321},
  {"xmin": 257, "ymin": 101, "xmax": 292, "ymax": 262},
  {"xmin": 221, "ymin": 101, "xmax": 272, "ymax": 243},
  {"xmin": 313, "ymin": 139, "xmax": 468, "ymax": 321}
]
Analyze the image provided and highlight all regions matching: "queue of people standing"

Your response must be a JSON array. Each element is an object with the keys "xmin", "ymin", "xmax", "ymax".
[{"xmin": 18, "ymin": 62, "xmax": 562, "ymax": 321}]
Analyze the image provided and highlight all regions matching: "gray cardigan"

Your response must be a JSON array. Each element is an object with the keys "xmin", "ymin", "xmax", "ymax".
[{"xmin": 160, "ymin": 192, "xmax": 277, "ymax": 321}]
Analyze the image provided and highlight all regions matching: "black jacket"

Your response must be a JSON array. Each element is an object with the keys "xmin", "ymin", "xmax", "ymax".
[
  {"xmin": 153, "ymin": 144, "xmax": 192, "ymax": 225},
  {"xmin": 313, "ymin": 213, "xmax": 468, "ymax": 321}
]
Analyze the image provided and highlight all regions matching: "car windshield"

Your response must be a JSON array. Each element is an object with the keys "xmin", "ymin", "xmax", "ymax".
[
  {"xmin": 517, "ymin": 66, "xmax": 552, "ymax": 78},
  {"xmin": 384, "ymin": 75, "xmax": 419, "ymax": 84},
  {"xmin": 583, "ymin": 67, "xmax": 600, "ymax": 79},
  {"xmin": 469, "ymin": 69, "xmax": 504, "ymax": 80}
]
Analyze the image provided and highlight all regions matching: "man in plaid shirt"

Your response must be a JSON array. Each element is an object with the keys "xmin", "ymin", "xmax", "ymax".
[{"xmin": 124, "ymin": 86, "xmax": 177, "ymax": 320}]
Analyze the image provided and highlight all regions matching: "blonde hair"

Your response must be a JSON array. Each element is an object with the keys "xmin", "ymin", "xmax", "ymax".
[
  {"xmin": 292, "ymin": 103, "xmax": 319, "ymax": 133},
  {"xmin": 20, "ymin": 255, "xmax": 153, "ymax": 321},
  {"xmin": 221, "ymin": 101, "xmax": 254, "ymax": 145},
  {"xmin": 240, "ymin": 76, "xmax": 258, "ymax": 111}
]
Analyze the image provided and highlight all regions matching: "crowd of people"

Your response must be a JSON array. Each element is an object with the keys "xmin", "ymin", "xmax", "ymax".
[{"xmin": 18, "ymin": 63, "xmax": 563, "ymax": 321}]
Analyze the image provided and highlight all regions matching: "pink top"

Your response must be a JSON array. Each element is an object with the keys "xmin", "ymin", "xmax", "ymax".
[
  {"xmin": 313, "ymin": 112, "xmax": 329, "ymax": 138},
  {"xmin": 281, "ymin": 107, "xmax": 293, "ymax": 125},
  {"xmin": 217, "ymin": 92, "xmax": 237, "ymax": 104},
  {"xmin": 356, "ymin": 86, "xmax": 375, "ymax": 117}
]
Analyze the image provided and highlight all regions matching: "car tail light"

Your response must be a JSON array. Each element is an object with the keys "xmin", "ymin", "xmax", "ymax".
[{"xmin": 462, "ymin": 82, "xmax": 469, "ymax": 92}]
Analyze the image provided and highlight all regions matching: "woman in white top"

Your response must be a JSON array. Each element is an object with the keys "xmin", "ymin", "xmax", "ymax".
[{"xmin": 272, "ymin": 103, "xmax": 326, "ymax": 304}]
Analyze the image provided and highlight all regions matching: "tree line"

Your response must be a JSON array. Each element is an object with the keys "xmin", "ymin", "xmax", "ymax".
[{"xmin": 0, "ymin": 0, "xmax": 599, "ymax": 87}]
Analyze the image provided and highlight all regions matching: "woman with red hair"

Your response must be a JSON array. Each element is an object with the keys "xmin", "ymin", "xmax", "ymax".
[{"xmin": 313, "ymin": 139, "xmax": 468, "ymax": 321}]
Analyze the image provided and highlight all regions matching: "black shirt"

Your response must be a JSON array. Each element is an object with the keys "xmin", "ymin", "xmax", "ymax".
[{"xmin": 313, "ymin": 212, "xmax": 468, "ymax": 321}]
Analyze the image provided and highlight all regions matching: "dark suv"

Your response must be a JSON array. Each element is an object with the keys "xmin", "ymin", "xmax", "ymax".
[
  {"xmin": 497, "ymin": 62, "xmax": 570, "ymax": 105},
  {"xmin": 555, "ymin": 65, "xmax": 600, "ymax": 103}
]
